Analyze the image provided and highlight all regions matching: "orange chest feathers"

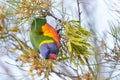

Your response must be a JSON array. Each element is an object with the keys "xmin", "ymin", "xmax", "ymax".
[{"xmin": 42, "ymin": 23, "xmax": 60, "ymax": 47}]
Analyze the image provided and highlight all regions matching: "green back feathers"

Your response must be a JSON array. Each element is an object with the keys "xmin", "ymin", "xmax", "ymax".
[
  {"xmin": 30, "ymin": 17, "xmax": 55, "ymax": 53},
  {"xmin": 30, "ymin": 17, "xmax": 46, "ymax": 34}
]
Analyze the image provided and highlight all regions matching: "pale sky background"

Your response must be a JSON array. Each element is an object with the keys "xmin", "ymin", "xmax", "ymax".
[{"xmin": 0, "ymin": 0, "xmax": 120, "ymax": 80}]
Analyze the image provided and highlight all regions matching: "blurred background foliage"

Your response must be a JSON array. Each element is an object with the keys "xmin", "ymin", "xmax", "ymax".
[{"xmin": 0, "ymin": 0, "xmax": 120, "ymax": 80}]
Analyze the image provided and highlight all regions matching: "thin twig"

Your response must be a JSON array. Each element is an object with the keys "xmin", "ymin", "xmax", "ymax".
[
  {"xmin": 47, "ymin": 12, "xmax": 61, "ymax": 22},
  {"xmin": 84, "ymin": 57, "xmax": 95, "ymax": 77},
  {"xmin": 77, "ymin": 0, "xmax": 81, "ymax": 25}
]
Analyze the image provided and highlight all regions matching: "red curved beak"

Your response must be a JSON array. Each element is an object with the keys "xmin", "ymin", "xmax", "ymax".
[{"xmin": 49, "ymin": 54, "xmax": 57, "ymax": 60}]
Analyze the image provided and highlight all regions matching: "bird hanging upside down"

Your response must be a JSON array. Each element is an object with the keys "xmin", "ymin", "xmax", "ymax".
[{"xmin": 30, "ymin": 17, "xmax": 60, "ymax": 60}]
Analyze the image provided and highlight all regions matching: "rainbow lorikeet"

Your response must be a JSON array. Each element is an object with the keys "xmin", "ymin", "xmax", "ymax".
[{"xmin": 30, "ymin": 17, "xmax": 60, "ymax": 60}]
